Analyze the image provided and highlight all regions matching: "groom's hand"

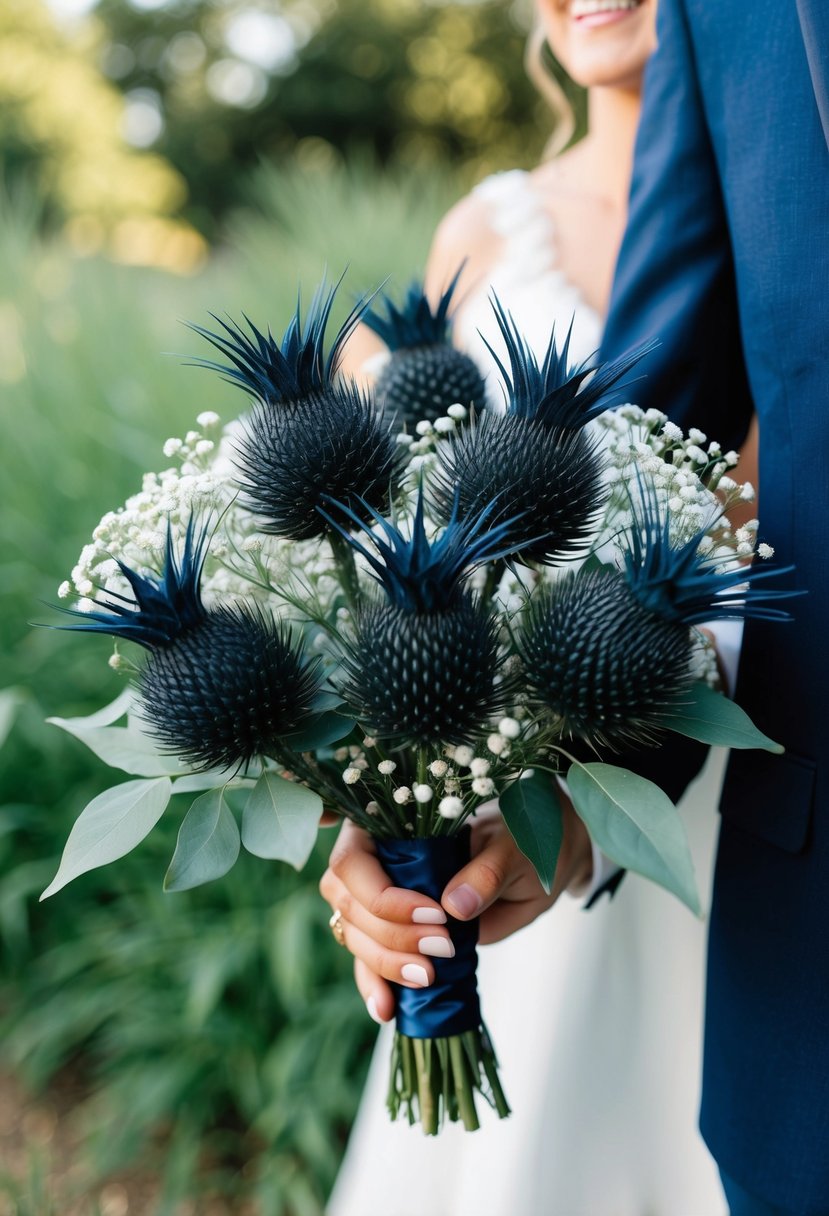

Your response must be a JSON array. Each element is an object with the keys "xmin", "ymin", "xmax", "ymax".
[{"xmin": 318, "ymin": 796, "xmax": 593, "ymax": 1024}]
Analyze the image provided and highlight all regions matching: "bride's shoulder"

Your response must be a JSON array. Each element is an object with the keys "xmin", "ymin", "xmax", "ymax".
[{"xmin": 424, "ymin": 169, "xmax": 532, "ymax": 298}]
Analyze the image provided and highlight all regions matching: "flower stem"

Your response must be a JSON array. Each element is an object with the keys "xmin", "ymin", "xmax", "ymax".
[{"xmin": 327, "ymin": 527, "xmax": 362, "ymax": 614}]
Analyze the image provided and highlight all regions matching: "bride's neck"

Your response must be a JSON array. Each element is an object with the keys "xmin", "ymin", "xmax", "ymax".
[{"xmin": 577, "ymin": 85, "xmax": 642, "ymax": 212}]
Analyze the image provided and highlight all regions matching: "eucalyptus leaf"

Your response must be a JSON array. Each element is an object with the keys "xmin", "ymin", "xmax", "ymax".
[
  {"xmin": 164, "ymin": 789, "xmax": 241, "ymax": 892},
  {"xmin": 500, "ymin": 770, "xmax": 563, "ymax": 895},
  {"xmin": 40, "ymin": 777, "xmax": 172, "ymax": 899},
  {"xmin": 241, "ymin": 772, "xmax": 323, "ymax": 868},
  {"xmin": 46, "ymin": 718, "xmax": 187, "ymax": 776},
  {"xmin": 283, "ymin": 711, "xmax": 356, "ymax": 752},
  {"xmin": 664, "ymin": 680, "xmax": 784, "ymax": 753},
  {"xmin": 568, "ymin": 763, "xmax": 701, "ymax": 915}
]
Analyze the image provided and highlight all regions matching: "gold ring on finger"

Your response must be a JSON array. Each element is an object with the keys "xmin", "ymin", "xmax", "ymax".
[{"xmin": 329, "ymin": 908, "xmax": 346, "ymax": 947}]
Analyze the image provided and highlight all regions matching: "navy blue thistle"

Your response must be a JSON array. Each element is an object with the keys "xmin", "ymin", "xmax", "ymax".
[
  {"xmin": 363, "ymin": 267, "xmax": 487, "ymax": 426},
  {"xmin": 55, "ymin": 522, "xmax": 322, "ymax": 770},
  {"xmin": 188, "ymin": 279, "xmax": 402, "ymax": 540},
  {"xmin": 433, "ymin": 297, "xmax": 654, "ymax": 564},
  {"xmin": 321, "ymin": 488, "xmax": 522, "ymax": 746},
  {"xmin": 518, "ymin": 493, "xmax": 797, "ymax": 750}
]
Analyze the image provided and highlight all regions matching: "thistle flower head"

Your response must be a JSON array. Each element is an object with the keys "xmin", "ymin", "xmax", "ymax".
[
  {"xmin": 433, "ymin": 411, "xmax": 607, "ymax": 564},
  {"xmin": 623, "ymin": 484, "xmax": 798, "ymax": 625},
  {"xmin": 54, "ymin": 519, "xmax": 209, "ymax": 649},
  {"xmin": 484, "ymin": 295, "xmax": 655, "ymax": 429},
  {"xmin": 518, "ymin": 568, "xmax": 696, "ymax": 751},
  {"xmin": 321, "ymin": 483, "xmax": 529, "ymax": 612},
  {"xmin": 337, "ymin": 597, "xmax": 506, "ymax": 746},
  {"xmin": 53, "ymin": 522, "xmax": 322, "ymax": 769},
  {"xmin": 364, "ymin": 268, "xmax": 487, "ymax": 426},
  {"xmin": 188, "ymin": 278, "xmax": 402, "ymax": 539}
]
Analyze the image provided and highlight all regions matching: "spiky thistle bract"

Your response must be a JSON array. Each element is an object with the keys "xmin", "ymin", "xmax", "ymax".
[
  {"xmin": 189, "ymin": 278, "xmax": 401, "ymax": 539},
  {"xmin": 324, "ymin": 488, "xmax": 515, "ymax": 745},
  {"xmin": 482, "ymin": 295, "xmax": 655, "ymax": 428},
  {"xmin": 363, "ymin": 267, "xmax": 487, "ymax": 426},
  {"xmin": 623, "ymin": 485, "xmax": 798, "ymax": 625},
  {"xmin": 518, "ymin": 567, "xmax": 696, "ymax": 751},
  {"xmin": 56, "ymin": 522, "xmax": 322, "ymax": 770}
]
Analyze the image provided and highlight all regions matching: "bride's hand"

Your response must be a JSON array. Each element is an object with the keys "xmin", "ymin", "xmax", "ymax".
[{"xmin": 318, "ymin": 797, "xmax": 594, "ymax": 1024}]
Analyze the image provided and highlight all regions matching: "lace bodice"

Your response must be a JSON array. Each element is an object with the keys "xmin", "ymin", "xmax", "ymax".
[{"xmin": 452, "ymin": 169, "xmax": 604, "ymax": 405}]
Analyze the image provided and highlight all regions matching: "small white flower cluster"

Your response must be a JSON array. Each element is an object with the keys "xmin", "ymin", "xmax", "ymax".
[{"xmin": 62, "ymin": 413, "xmax": 342, "ymax": 630}]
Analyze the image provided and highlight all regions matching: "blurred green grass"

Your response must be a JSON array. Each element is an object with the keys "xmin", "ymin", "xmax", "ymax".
[{"xmin": 0, "ymin": 159, "xmax": 457, "ymax": 1211}]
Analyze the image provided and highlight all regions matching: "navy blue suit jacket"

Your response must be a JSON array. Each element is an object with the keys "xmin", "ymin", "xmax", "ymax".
[{"xmin": 601, "ymin": 1, "xmax": 829, "ymax": 1210}]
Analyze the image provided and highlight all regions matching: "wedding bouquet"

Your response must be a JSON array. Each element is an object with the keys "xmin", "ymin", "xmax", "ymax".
[{"xmin": 43, "ymin": 274, "xmax": 793, "ymax": 1134}]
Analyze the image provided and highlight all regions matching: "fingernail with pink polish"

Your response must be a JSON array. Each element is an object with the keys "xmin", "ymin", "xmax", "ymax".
[
  {"xmin": 418, "ymin": 936, "xmax": 455, "ymax": 959},
  {"xmin": 366, "ymin": 995, "xmax": 384, "ymax": 1024},
  {"xmin": 446, "ymin": 884, "xmax": 482, "ymax": 919},
  {"xmin": 401, "ymin": 963, "xmax": 430, "ymax": 987},
  {"xmin": 412, "ymin": 907, "xmax": 447, "ymax": 924}
]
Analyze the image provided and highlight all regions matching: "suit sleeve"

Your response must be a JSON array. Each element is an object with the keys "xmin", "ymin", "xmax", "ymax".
[{"xmin": 601, "ymin": 0, "xmax": 754, "ymax": 452}]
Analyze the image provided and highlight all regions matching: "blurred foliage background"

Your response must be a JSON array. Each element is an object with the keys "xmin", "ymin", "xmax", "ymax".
[{"xmin": 0, "ymin": 0, "xmax": 575, "ymax": 1209}]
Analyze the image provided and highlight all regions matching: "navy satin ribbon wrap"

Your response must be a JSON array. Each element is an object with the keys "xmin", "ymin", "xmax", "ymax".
[{"xmin": 375, "ymin": 831, "xmax": 481, "ymax": 1040}]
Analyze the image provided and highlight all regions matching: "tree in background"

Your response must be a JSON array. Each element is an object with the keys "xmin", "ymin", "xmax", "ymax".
[
  {"xmin": 86, "ymin": 0, "xmax": 556, "ymax": 239},
  {"xmin": 0, "ymin": 0, "xmax": 206, "ymax": 270}
]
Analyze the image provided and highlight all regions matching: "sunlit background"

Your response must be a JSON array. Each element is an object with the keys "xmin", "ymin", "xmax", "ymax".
[{"xmin": 0, "ymin": 2, "xmax": 574, "ymax": 1209}]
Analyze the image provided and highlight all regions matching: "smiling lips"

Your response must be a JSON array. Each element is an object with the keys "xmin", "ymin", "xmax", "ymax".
[{"xmin": 571, "ymin": 0, "xmax": 644, "ymax": 25}]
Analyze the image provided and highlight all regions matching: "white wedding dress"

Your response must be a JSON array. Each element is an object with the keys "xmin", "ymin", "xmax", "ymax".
[{"xmin": 328, "ymin": 171, "xmax": 727, "ymax": 1216}]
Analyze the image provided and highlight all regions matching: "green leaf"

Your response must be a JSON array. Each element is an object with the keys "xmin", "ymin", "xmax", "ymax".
[
  {"xmin": 664, "ymin": 680, "xmax": 784, "ymax": 753},
  {"xmin": 241, "ymin": 772, "xmax": 323, "ymax": 869},
  {"xmin": 568, "ymin": 763, "xmax": 701, "ymax": 915},
  {"xmin": 282, "ymin": 711, "xmax": 355, "ymax": 752},
  {"xmin": 46, "ymin": 718, "xmax": 187, "ymax": 776},
  {"xmin": 164, "ymin": 788, "xmax": 241, "ymax": 892},
  {"xmin": 40, "ymin": 777, "xmax": 172, "ymax": 899},
  {"xmin": 49, "ymin": 686, "xmax": 134, "ymax": 730},
  {"xmin": 499, "ymin": 770, "xmax": 563, "ymax": 895}
]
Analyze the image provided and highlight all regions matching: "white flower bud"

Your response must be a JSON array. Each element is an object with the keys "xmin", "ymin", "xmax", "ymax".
[
  {"xmin": 362, "ymin": 736, "xmax": 377, "ymax": 748},
  {"xmin": 195, "ymin": 439, "xmax": 215, "ymax": 456},
  {"xmin": 688, "ymin": 427, "xmax": 707, "ymax": 445},
  {"xmin": 453, "ymin": 745, "xmax": 474, "ymax": 768},
  {"xmin": 428, "ymin": 759, "xmax": 448, "ymax": 778},
  {"xmin": 718, "ymin": 477, "xmax": 737, "ymax": 493},
  {"xmin": 661, "ymin": 421, "xmax": 683, "ymax": 442},
  {"xmin": 108, "ymin": 652, "xmax": 128, "ymax": 671},
  {"xmin": 668, "ymin": 497, "xmax": 684, "ymax": 513},
  {"xmin": 470, "ymin": 757, "xmax": 490, "ymax": 777},
  {"xmin": 499, "ymin": 716, "xmax": 521, "ymax": 740},
  {"xmin": 472, "ymin": 776, "xmax": 495, "ymax": 797},
  {"xmin": 737, "ymin": 542, "xmax": 754, "ymax": 556},
  {"xmin": 724, "ymin": 450, "xmax": 739, "ymax": 466},
  {"xmin": 487, "ymin": 733, "xmax": 508, "ymax": 756},
  {"xmin": 163, "ymin": 437, "xmax": 183, "ymax": 458},
  {"xmin": 447, "ymin": 403, "xmax": 467, "ymax": 420},
  {"xmin": 378, "ymin": 760, "xmax": 397, "ymax": 775},
  {"xmin": 196, "ymin": 411, "xmax": 220, "ymax": 428},
  {"xmin": 438, "ymin": 795, "xmax": 464, "ymax": 819},
  {"xmin": 395, "ymin": 432, "xmax": 414, "ymax": 446},
  {"xmin": 757, "ymin": 543, "xmax": 775, "ymax": 559},
  {"xmin": 413, "ymin": 783, "xmax": 433, "ymax": 804},
  {"xmin": 680, "ymin": 485, "xmax": 699, "ymax": 502},
  {"xmin": 365, "ymin": 801, "xmax": 380, "ymax": 816},
  {"xmin": 57, "ymin": 580, "xmax": 72, "ymax": 599},
  {"xmin": 393, "ymin": 785, "xmax": 412, "ymax": 805},
  {"xmin": 415, "ymin": 420, "xmax": 434, "ymax": 436},
  {"xmin": 740, "ymin": 481, "xmax": 756, "ymax": 502},
  {"xmin": 76, "ymin": 578, "xmax": 94, "ymax": 597},
  {"xmin": 333, "ymin": 747, "xmax": 349, "ymax": 762},
  {"xmin": 185, "ymin": 430, "xmax": 200, "ymax": 445},
  {"xmin": 242, "ymin": 535, "xmax": 262, "ymax": 552},
  {"xmin": 342, "ymin": 767, "xmax": 361, "ymax": 785},
  {"xmin": 434, "ymin": 416, "xmax": 455, "ymax": 434}
]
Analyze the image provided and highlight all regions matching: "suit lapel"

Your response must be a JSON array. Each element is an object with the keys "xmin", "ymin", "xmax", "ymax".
[{"xmin": 796, "ymin": 0, "xmax": 829, "ymax": 150}]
